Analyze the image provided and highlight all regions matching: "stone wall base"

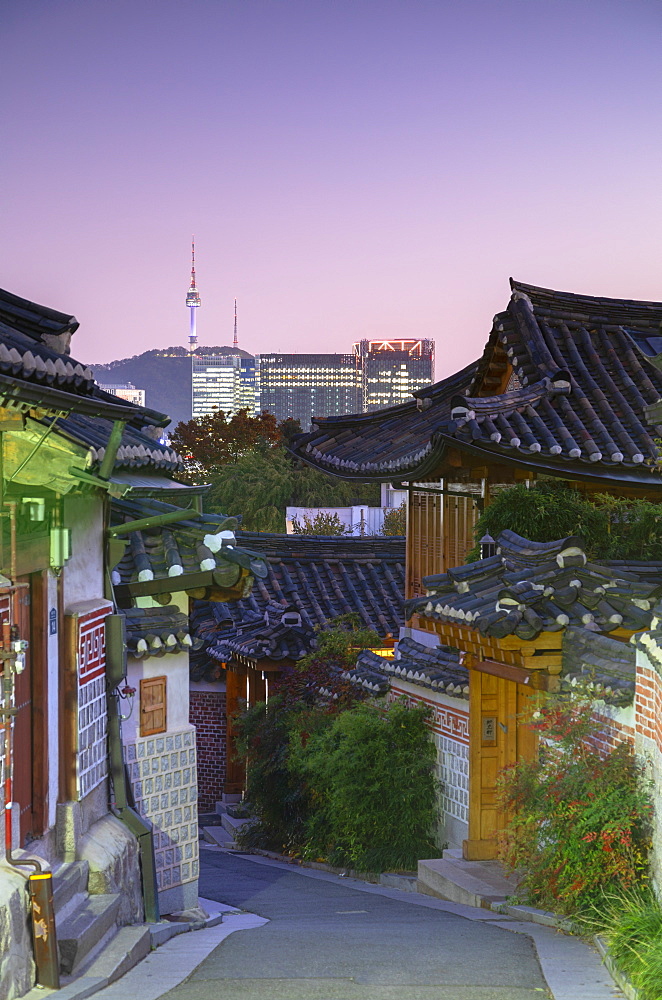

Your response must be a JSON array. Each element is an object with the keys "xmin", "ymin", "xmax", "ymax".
[
  {"xmin": 158, "ymin": 879, "xmax": 199, "ymax": 915},
  {"xmin": 77, "ymin": 812, "xmax": 144, "ymax": 925},
  {"xmin": 0, "ymin": 866, "xmax": 35, "ymax": 1000}
]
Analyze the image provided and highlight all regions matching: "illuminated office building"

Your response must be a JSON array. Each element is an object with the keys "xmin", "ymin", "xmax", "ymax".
[
  {"xmin": 257, "ymin": 354, "xmax": 361, "ymax": 430},
  {"xmin": 354, "ymin": 339, "xmax": 435, "ymax": 411},
  {"xmin": 192, "ymin": 354, "xmax": 242, "ymax": 417}
]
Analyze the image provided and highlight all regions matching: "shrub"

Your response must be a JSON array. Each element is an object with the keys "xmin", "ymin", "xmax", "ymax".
[
  {"xmin": 467, "ymin": 479, "xmax": 662, "ymax": 562},
  {"xmin": 233, "ymin": 694, "xmax": 309, "ymax": 852},
  {"xmin": 292, "ymin": 700, "xmax": 438, "ymax": 872},
  {"xmin": 497, "ymin": 697, "xmax": 652, "ymax": 917},
  {"xmin": 382, "ymin": 501, "xmax": 406, "ymax": 536},
  {"xmin": 291, "ymin": 511, "xmax": 347, "ymax": 535}
]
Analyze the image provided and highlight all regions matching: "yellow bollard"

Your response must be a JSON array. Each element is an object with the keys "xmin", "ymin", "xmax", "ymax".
[{"xmin": 28, "ymin": 872, "xmax": 60, "ymax": 989}]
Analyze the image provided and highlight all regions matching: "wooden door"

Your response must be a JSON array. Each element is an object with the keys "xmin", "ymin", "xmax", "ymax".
[
  {"xmin": 464, "ymin": 669, "xmax": 537, "ymax": 860},
  {"xmin": 14, "ymin": 578, "xmax": 33, "ymax": 844}
]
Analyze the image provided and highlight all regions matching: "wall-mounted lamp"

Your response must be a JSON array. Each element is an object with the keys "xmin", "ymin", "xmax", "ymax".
[
  {"xmin": 50, "ymin": 527, "xmax": 72, "ymax": 571},
  {"xmin": 22, "ymin": 498, "xmax": 46, "ymax": 522}
]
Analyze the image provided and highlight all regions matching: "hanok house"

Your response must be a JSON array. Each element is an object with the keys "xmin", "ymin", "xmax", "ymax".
[
  {"xmin": 108, "ymin": 493, "xmax": 267, "ymax": 910},
  {"xmin": 291, "ymin": 279, "xmax": 662, "ymax": 861},
  {"xmin": 0, "ymin": 285, "xmax": 267, "ymax": 998},
  {"xmin": 189, "ymin": 532, "xmax": 406, "ymax": 809}
]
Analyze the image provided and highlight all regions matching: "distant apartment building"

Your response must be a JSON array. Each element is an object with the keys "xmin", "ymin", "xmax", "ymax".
[
  {"xmin": 98, "ymin": 381, "xmax": 146, "ymax": 406},
  {"xmin": 257, "ymin": 353, "xmax": 361, "ymax": 430},
  {"xmin": 354, "ymin": 339, "xmax": 435, "ymax": 411}
]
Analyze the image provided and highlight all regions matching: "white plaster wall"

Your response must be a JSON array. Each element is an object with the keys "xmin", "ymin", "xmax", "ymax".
[
  {"xmin": 63, "ymin": 495, "xmax": 105, "ymax": 609},
  {"xmin": 635, "ymin": 647, "xmax": 662, "ymax": 901},
  {"xmin": 122, "ymin": 592, "xmax": 191, "ymax": 743},
  {"xmin": 398, "ymin": 626, "xmax": 445, "ymax": 649},
  {"xmin": 190, "ymin": 678, "xmax": 226, "ymax": 694},
  {"xmin": 47, "ymin": 571, "xmax": 60, "ymax": 830},
  {"xmin": 285, "ymin": 505, "xmax": 385, "ymax": 536}
]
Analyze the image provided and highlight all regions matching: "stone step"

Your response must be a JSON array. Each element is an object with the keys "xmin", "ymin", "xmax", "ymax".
[
  {"xmin": 52, "ymin": 861, "xmax": 90, "ymax": 915},
  {"xmin": 77, "ymin": 925, "xmax": 151, "ymax": 985},
  {"xmin": 417, "ymin": 854, "xmax": 518, "ymax": 909},
  {"xmin": 202, "ymin": 825, "xmax": 236, "ymax": 848},
  {"xmin": 57, "ymin": 893, "xmax": 121, "ymax": 975},
  {"xmin": 220, "ymin": 810, "xmax": 249, "ymax": 838}
]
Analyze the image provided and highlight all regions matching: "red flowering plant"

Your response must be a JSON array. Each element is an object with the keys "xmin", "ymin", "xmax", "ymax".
[{"xmin": 497, "ymin": 693, "xmax": 652, "ymax": 919}]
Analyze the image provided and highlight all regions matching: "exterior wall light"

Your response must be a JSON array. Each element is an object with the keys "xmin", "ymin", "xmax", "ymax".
[
  {"xmin": 22, "ymin": 498, "xmax": 46, "ymax": 521},
  {"xmin": 480, "ymin": 534, "xmax": 499, "ymax": 559},
  {"xmin": 50, "ymin": 527, "xmax": 72, "ymax": 571}
]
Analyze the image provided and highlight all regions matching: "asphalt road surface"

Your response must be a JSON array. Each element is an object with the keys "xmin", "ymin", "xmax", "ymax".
[{"xmin": 159, "ymin": 849, "xmax": 551, "ymax": 1000}]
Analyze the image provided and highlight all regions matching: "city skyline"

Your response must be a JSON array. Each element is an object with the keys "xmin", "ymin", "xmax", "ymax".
[{"xmin": 2, "ymin": 1, "xmax": 661, "ymax": 376}]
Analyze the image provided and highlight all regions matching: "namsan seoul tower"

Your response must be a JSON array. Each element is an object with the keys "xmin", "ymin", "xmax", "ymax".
[{"xmin": 185, "ymin": 237, "xmax": 201, "ymax": 352}]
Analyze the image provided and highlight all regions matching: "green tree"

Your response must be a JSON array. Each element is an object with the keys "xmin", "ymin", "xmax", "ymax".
[
  {"xmin": 207, "ymin": 445, "xmax": 294, "ymax": 532},
  {"xmin": 171, "ymin": 408, "xmax": 282, "ymax": 476},
  {"xmin": 382, "ymin": 500, "xmax": 406, "ymax": 536},
  {"xmin": 292, "ymin": 700, "xmax": 439, "ymax": 871},
  {"xmin": 291, "ymin": 511, "xmax": 347, "ymax": 535},
  {"xmin": 469, "ymin": 480, "xmax": 662, "ymax": 562}
]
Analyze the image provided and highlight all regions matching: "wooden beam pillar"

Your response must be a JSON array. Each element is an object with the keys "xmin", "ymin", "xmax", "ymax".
[
  {"xmin": 224, "ymin": 666, "xmax": 246, "ymax": 797},
  {"xmin": 31, "ymin": 571, "xmax": 49, "ymax": 836}
]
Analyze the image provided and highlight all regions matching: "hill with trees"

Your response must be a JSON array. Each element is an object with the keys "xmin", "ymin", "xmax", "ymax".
[{"xmin": 89, "ymin": 345, "xmax": 252, "ymax": 430}]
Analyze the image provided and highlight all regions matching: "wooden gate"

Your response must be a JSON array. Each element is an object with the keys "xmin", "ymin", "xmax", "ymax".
[{"xmin": 464, "ymin": 665, "xmax": 537, "ymax": 861}]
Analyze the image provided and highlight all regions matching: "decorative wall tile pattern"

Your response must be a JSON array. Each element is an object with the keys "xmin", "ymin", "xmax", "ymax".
[
  {"xmin": 388, "ymin": 682, "xmax": 470, "ymax": 832},
  {"xmin": 124, "ymin": 725, "xmax": 199, "ymax": 893},
  {"xmin": 435, "ymin": 734, "xmax": 469, "ymax": 824},
  {"xmin": 78, "ymin": 606, "xmax": 110, "ymax": 686},
  {"xmin": 75, "ymin": 602, "xmax": 113, "ymax": 798},
  {"xmin": 78, "ymin": 675, "xmax": 108, "ymax": 798}
]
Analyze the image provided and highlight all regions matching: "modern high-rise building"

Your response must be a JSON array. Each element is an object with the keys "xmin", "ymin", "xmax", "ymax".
[
  {"xmin": 192, "ymin": 355, "xmax": 242, "ymax": 417},
  {"xmin": 239, "ymin": 356, "xmax": 258, "ymax": 414},
  {"xmin": 257, "ymin": 354, "xmax": 361, "ymax": 430},
  {"xmin": 353, "ymin": 339, "xmax": 435, "ymax": 411}
]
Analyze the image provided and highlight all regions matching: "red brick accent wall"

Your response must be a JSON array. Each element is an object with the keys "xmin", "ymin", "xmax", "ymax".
[
  {"xmin": 636, "ymin": 664, "xmax": 662, "ymax": 751},
  {"xmin": 190, "ymin": 690, "xmax": 226, "ymax": 812},
  {"xmin": 586, "ymin": 709, "xmax": 635, "ymax": 756}
]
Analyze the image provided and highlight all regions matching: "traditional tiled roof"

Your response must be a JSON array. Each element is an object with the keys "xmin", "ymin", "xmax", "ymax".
[
  {"xmin": 289, "ymin": 362, "xmax": 477, "ymax": 480},
  {"xmin": 188, "ymin": 533, "xmax": 405, "ymax": 679},
  {"xmin": 231, "ymin": 531, "xmax": 406, "ymax": 637},
  {"xmin": 58, "ymin": 411, "xmax": 182, "ymax": 474},
  {"xmin": 353, "ymin": 637, "xmax": 468, "ymax": 698},
  {"xmin": 110, "ymin": 496, "xmax": 268, "ymax": 603},
  {"xmin": 561, "ymin": 627, "xmax": 635, "ymax": 706},
  {"xmin": 291, "ymin": 280, "xmax": 662, "ymax": 489},
  {"xmin": 0, "ymin": 286, "xmax": 185, "ymax": 475},
  {"xmin": 406, "ymin": 529, "xmax": 662, "ymax": 640},
  {"xmin": 190, "ymin": 600, "xmax": 316, "ymax": 677},
  {"xmin": 122, "ymin": 605, "xmax": 203, "ymax": 659}
]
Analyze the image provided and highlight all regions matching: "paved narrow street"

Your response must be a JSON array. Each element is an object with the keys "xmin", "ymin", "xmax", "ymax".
[{"xmin": 158, "ymin": 848, "xmax": 551, "ymax": 1000}]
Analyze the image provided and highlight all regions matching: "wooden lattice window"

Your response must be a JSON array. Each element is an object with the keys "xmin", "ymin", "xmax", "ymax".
[{"xmin": 140, "ymin": 676, "xmax": 167, "ymax": 736}]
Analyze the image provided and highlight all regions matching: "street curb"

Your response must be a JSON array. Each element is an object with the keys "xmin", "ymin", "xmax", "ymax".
[
  {"xmin": 240, "ymin": 847, "xmax": 417, "ymax": 891},
  {"xmin": 21, "ymin": 903, "xmax": 227, "ymax": 1000},
  {"xmin": 594, "ymin": 934, "xmax": 639, "ymax": 1000}
]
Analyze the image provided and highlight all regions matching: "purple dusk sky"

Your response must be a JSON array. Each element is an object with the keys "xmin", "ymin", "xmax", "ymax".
[{"xmin": 2, "ymin": 0, "xmax": 661, "ymax": 376}]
